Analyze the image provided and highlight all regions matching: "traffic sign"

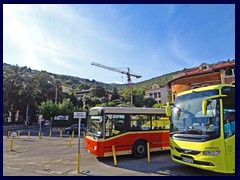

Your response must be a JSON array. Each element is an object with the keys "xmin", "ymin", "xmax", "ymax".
[{"xmin": 74, "ymin": 112, "xmax": 86, "ymax": 119}]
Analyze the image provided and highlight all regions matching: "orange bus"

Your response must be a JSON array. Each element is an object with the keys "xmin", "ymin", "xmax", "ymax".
[{"xmin": 85, "ymin": 106, "xmax": 170, "ymax": 158}]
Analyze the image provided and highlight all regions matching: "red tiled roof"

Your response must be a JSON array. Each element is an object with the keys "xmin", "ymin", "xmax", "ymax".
[
  {"xmin": 184, "ymin": 60, "xmax": 234, "ymax": 76},
  {"xmin": 167, "ymin": 59, "xmax": 235, "ymax": 85}
]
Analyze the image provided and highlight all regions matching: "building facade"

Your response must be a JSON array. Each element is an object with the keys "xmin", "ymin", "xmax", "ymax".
[
  {"xmin": 167, "ymin": 59, "xmax": 235, "ymax": 101},
  {"xmin": 145, "ymin": 84, "xmax": 168, "ymax": 104}
]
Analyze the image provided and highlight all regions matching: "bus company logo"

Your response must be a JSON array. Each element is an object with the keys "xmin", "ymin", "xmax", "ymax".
[{"xmin": 184, "ymin": 149, "xmax": 192, "ymax": 154}]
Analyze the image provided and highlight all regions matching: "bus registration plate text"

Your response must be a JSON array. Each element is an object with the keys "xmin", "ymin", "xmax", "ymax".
[{"xmin": 182, "ymin": 157, "xmax": 193, "ymax": 163}]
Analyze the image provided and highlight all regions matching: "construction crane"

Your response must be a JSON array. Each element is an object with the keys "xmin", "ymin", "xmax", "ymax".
[{"xmin": 91, "ymin": 62, "xmax": 141, "ymax": 105}]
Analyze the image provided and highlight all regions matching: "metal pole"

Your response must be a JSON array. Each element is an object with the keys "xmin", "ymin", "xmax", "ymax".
[
  {"xmin": 55, "ymin": 86, "xmax": 58, "ymax": 103},
  {"xmin": 147, "ymin": 142, "xmax": 150, "ymax": 163},
  {"xmin": 112, "ymin": 145, "xmax": 117, "ymax": 167},
  {"xmin": 131, "ymin": 87, "xmax": 133, "ymax": 105},
  {"xmin": 26, "ymin": 105, "xmax": 29, "ymax": 126},
  {"xmin": 39, "ymin": 118, "xmax": 42, "ymax": 139},
  {"xmin": 10, "ymin": 139, "xmax": 13, "ymax": 151},
  {"xmin": 77, "ymin": 118, "xmax": 81, "ymax": 173}
]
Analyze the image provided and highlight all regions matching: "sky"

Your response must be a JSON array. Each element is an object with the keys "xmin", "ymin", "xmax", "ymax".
[{"xmin": 3, "ymin": 4, "xmax": 235, "ymax": 84}]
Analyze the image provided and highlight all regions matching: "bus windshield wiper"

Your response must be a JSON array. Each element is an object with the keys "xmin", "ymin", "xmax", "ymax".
[
  {"xmin": 170, "ymin": 130, "xmax": 187, "ymax": 135},
  {"xmin": 186, "ymin": 128, "xmax": 202, "ymax": 135}
]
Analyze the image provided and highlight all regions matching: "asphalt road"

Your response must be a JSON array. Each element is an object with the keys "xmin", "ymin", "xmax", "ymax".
[{"xmin": 3, "ymin": 125, "xmax": 233, "ymax": 176}]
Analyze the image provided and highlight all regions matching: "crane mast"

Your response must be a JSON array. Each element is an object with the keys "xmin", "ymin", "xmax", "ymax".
[{"xmin": 91, "ymin": 62, "xmax": 141, "ymax": 105}]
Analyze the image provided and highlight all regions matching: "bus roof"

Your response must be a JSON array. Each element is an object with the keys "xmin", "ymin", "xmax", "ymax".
[
  {"xmin": 177, "ymin": 84, "xmax": 235, "ymax": 97},
  {"xmin": 90, "ymin": 106, "xmax": 166, "ymax": 115}
]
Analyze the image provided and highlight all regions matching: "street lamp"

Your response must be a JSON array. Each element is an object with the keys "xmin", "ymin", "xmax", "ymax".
[{"xmin": 47, "ymin": 81, "xmax": 58, "ymax": 103}]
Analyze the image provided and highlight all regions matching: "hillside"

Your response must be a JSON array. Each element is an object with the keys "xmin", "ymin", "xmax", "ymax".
[{"xmin": 3, "ymin": 63, "xmax": 181, "ymax": 91}]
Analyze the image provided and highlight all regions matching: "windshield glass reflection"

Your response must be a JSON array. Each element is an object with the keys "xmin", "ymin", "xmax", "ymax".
[{"xmin": 171, "ymin": 90, "xmax": 220, "ymax": 141}]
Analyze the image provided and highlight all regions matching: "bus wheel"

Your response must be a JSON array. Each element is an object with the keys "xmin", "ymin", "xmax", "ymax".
[{"xmin": 132, "ymin": 140, "xmax": 147, "ymax": 158}]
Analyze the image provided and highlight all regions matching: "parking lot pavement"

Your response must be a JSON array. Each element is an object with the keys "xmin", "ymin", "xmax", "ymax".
[
  {"xmin": 3, "ymin": 135, "xmax": 230, "ymax": 176},
  {"xmin": 3, "ymin": 135, "xmax": 164, "ymax": 176}
]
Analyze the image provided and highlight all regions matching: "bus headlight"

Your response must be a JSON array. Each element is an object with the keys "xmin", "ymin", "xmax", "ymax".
[
  {"xmin": 93, "ymin": 146, "xmax": 97, "ymax": 150},
  {"xmin": 203, "ymin": 151, "xmax": 220, "ymax": 155}
]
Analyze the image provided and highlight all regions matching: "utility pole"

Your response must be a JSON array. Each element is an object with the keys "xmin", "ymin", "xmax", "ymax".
[
  {"xmin": 47, "ymin": 81, "xmax": 58, "ymax": 103},
  {"xmin": 25, "ymin": 105, "xmax": 29, "ymax": 126}
]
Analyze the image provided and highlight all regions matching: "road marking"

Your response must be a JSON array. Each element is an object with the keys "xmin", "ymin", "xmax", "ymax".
[
  {"xmin": 50, "ymin": 171, "xmax": 63, "ymax": 175},
  {"xmin": 35, "ymin": 170, "xmax": 49, "ymax": 174},
  {"xmin": 6, "ymin": 166, "xmax": 22, "ymax": 171}
]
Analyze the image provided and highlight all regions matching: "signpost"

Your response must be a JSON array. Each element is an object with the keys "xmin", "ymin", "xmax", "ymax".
[
  {"xmin": 74, "ymin": 112, "xmax": 86, "ymax": 173},
  {"xmin": 38, "ymin": 115, "xmax": 43, "ymax": 139}
]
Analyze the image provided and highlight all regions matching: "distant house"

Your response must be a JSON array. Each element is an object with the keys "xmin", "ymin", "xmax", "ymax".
[
  {"xmin": 76, "ymin": 88, "xmax": 113, "ymax": 102},
  {"xmin": 61, "ymin": 85, "xmax": 72, "ymax": 93},
  {"xmin": 144, "ymin": 84, "xmax": 168, "ymax": 104},
  {"xmin": 76, "ymin": 89, "xmax": 91, "ymax": 98},
  {"xmin": 167, "ymin": 59, "xmax": 235, "ymax": 101}
]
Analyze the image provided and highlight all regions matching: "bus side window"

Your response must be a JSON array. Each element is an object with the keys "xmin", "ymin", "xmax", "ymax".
[
  {"xmin": 224, "ymin": 112, "xmax": 232, "ymax": 138},
  {"xmin": 230, "ymin": 113, "xmax": 235, "ymax": 135}
]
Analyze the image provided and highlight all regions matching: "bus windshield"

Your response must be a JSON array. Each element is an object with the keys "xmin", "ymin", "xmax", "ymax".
[
  {"xmin": 87, "ymin": 115, "xmax": 104, "ymax": 137},
  {"xmin": 171, "ymin": 90, "xmax": 220, "ymax": 142}
]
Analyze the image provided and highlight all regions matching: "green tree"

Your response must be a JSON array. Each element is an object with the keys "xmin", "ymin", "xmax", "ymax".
[
  {"xmin": 58, "ymin": 99, "xmax": 74, "ymax": 115},
  {"xmin": 38, "ymin": 100, "xmax": 59, "ymax": 120},
  {"xmin": 91, "ymin": 97, "xmax": 102, "ymax": 107},
  {"xmin": 133, "ymin": 89, "xmax": 145, "ymax": 107},
  {"xmin": 3, "ymin": 65, "xmax": 38, "ymax": 123},
  {"xmin": 122, "ymin": 88, "xmax": 131, "ymax": 103},
  {"xmin": 90, "ymin": 85, "xmax": 107, "ymax": 98},
  {"xmin": 143, "ymin": 98, "xmax": 157, "ymax": 107},
  {"xmin": 111, "ymin": 87, "xmax": 120, "ymax": 101}
]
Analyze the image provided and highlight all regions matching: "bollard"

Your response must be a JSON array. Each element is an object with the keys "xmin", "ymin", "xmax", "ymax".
[
  {"xmin": 17, "ymin": 131, "xmax": 20, "ymax": 139},
  {"xmin": 49, "ymin": 131, "xmax": 52, "ymax": 139},
  {"xmin": 77, "ymin": 151, "xmax": 80, "ymax": 173},
  {"xmin": 7, "ymin": 131, "xmax": 10, "ymax": 138},
  {"xmin": 28, "ymin": 131, "xmax": 30, "ymax": 138},
  {"xmin": 10, "ymin": 139, "xmax": 13, "ymax": 151},
  {"xmin": 69, "ymin": 136, "xmax": 72, "ymax": 147},
  {"xmin": 60, "ymin": 131, "xmax": 62, "ymax": 139},
  {"xmin": 83, "ymin": 131, "xmax": 86, "ymax": 140},
  {"xmin": 38, "ymin": 132, "xmax": 42, "ymax": 139},
  {"xmin": 147, "ymin": 142, "xmax": 150, "ymax": 163},
  {"xmin": 71, "ymin": 131, "xmax": 75, "ymax": 138},
  {"xmin": 112, "ymin": 145, "xmax": 117, "ymax": 167}
]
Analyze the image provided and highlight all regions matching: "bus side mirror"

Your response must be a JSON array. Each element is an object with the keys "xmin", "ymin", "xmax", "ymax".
[
  {"xmin": 202, "ymin": 95, "xmax": 227, "ymax": 115},
  {"xmin": 166, "ymin": 103, "xmax": 172, "ymax": 117},
  {"xmin": 202, "ymin": 99, "xmax": 208, "ymax": 115}
]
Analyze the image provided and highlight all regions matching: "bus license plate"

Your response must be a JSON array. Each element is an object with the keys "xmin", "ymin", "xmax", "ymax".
[{"xmin": 182, "ymin": 157, "xmax": 193, "ymax": 163}]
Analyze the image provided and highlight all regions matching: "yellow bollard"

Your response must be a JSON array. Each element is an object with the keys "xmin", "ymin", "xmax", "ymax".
[
  {"xmin": 28, "ymin": 131, "xmax": 30, "ymax": 138},
  {"xmin": 60, "ymin": 131, "xmax": 62, "ymax": 139},
  {"xmin": 38, "ymin": 132, "xmax": 42, "ymax": 139},
  {"xmin": 17, "ymin": 131, "xmax": 20, "ymax": 139},
  {"xmin": 77, "ymin": 152, "xmax": 80, "ymax": 173},
  {"xmin": 49, "ymin": 131, "xmax": 52, "ymax": 139},
  {"xmin": 69, "ymin": 136, "xmax": 72, "ymax": 147},
  {"xmin": 7, "ymin": 131, "xmax": 10, "ymax": 138},
  {"xmin": 83, "ymin": 131, "xmax": 86, "ymax": 140},
  {"xmin": 71, "ymin": 131, "xmax": 74, "ymax": 138},
  {"xmin": 10, "ymin": 138, "xmax": 13, "ymax": 151},
  {"xmin": 112, "ymin": 145, "xmax": 117, "ymax": 167},
  {"xmin": 147, "ymin": 142, "xmax": 150, "ymax": 163}
]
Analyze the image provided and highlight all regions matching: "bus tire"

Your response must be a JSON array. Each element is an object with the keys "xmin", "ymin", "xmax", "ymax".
[{"xmin": 132, "ymin": 140, "xmax": 147, "ymax": 158}]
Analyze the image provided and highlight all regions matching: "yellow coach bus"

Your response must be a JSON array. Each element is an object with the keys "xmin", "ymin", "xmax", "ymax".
[{"xmin": 166, "ymin": 84, "xmax": 235, "ymax": 174}]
